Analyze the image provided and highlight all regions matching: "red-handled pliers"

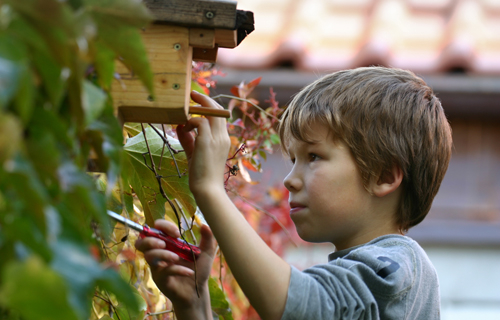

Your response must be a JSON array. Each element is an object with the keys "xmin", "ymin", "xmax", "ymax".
[{"xmin": 107, "ymin": 210, "xmax": 201, "ymax": 262}]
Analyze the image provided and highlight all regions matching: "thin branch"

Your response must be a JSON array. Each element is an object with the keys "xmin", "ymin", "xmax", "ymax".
[
  {"xmin": 149, "ymin": 123, "xmax": 182, "ymax": 177},
  {"xmin": 212, "ymin": 94, "xmax": 280, "ymax": 121},
  {"xmin": 140, "ymin": 123, "xmax": 200, "ymax": 297},
  {"xmin": 174, "ymin": 198, "xmax": 197, "ymax": 245},
  {"xmin": 143, "ymin": 309, "xmax": 174, "ymax": 319}
]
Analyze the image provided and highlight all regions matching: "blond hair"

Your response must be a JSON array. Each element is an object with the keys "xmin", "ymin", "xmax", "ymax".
[{"xmin": 278, "ymin": 67, "xmax": 452, "ymax": 232}]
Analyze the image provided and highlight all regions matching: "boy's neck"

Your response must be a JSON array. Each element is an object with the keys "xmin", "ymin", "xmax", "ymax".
[{"xmin": 333, "ymin": 220, "xmax": 402, "ymax": 251}]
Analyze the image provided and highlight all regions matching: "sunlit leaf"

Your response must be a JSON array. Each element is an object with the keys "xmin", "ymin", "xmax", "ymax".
[
  {"xmin": 0, "ymin": 112, "xmax": 22, "ymax": 164},
  {"xmin": 123, "ymin": 122, "xmax": 142, "ymax": 137},
  {"xmin": 83, "ymin": 80, "xmax": 107, "ymax": 126},
  {"xmin": 191, "ymin": 80, "xmax": 209, "ymax": 96},
  {"xmin": 123, "ymin": 126, "xmax": 195, "ymax": 225},
  {"xmin": 209, "ymin": 277, "xmax": 234, "ymax": 320}
]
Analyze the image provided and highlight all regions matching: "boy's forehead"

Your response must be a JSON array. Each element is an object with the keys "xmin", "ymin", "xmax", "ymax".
[{"xmin": 283, "ymin": 124, "xmax": 337, "ymax": 150}]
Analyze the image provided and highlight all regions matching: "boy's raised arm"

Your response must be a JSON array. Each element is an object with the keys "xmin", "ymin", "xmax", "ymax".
[{"xmin": 176, "ymin": 91, "xmax": 291, "ymax": 320}]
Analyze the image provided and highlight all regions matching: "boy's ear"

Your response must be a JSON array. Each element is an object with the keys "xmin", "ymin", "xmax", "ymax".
[{"xmin": 370, "ymin": 165, "xmax": 403, "ymax": 197}]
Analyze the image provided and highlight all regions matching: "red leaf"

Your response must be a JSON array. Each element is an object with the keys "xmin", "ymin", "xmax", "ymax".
[
  {"xmin": 241, "ymin": 158, "xmax": 258, "ymax": 172},
  {"xmin": 230, "ymin": 85, "xmax": 240, "ymax": 97},
  {"xmin": 248, "ymin": 77, "xmax": 262, "ymax": 89}
]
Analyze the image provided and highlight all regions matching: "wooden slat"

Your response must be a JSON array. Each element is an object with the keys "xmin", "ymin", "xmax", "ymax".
[
  {"xmin": 214, "ymin": 28, "xmax": 237, "ymax": 48},
  {"xmin": 111, "ymin": 24, "xmax": 193, "ymax": 124},
  {"xmin": 189, "ymin": 28, "xmax": 215, "ymax": 48},
  {"xmin": 143, "ymin": 0, "xmax": 238, "ymax": 29},
  {"xmin": 193, "ymin": 46, "xmax": 218, "ymax": 63}
]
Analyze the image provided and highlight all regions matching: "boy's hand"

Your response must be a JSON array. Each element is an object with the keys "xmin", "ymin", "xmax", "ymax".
[
  {"xmin": 176, "ymin": 91, "xmax": 231, "ymax": 197},
  {"xmin": 135, "ymin": 220, "xmax": 216, "ymax": 318}
]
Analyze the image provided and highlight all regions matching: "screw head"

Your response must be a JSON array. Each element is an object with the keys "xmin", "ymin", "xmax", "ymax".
[
  {"xmin": 205, "ymin": 11, "xmax": 214, "ymax": 19},
  {"xmin": 172, "ymin": 83, "xmax": 180, "ymax": 90},
  {"xmin": 173, "ymin": 43, "xmax": 181, "ymax": 51},
  {"xmin": 147, "ymin": 95, "xmax": 154, "ymax": 102}
]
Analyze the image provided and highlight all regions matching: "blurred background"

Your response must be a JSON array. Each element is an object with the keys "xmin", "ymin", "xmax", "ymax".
[{"xmin": 212, "ymin": 0, "xmax": 500, "ymax": 319}]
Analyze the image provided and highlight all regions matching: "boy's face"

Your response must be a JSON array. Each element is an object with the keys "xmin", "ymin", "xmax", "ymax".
[{"xmin": 283, "ymin": 124, "xmax": 378, "ymax": 250}]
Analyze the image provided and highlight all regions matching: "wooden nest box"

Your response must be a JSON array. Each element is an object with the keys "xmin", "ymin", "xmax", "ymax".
[{"xmin": 111, "ymin": 0, "xmax": 254, "ymax": 124}]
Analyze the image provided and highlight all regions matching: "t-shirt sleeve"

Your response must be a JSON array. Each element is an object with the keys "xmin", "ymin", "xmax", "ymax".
[{"xmin": 281, "ymin": 265, "xmax": 379, "ymax": 320}]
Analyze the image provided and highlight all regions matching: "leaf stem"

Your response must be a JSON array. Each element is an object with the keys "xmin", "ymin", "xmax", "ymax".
[{"xmin": 212, "ymin": 94, "xmax": 280, "ymax": 121}]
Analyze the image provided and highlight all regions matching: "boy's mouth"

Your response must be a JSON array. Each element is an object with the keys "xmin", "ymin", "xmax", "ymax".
[{"xmin": 289, "ymin": 202, "xmax": 306, "ymax": 214}]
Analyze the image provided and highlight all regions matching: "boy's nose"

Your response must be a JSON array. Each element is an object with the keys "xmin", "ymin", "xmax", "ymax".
[{"xmin": 283, "ymin": 170, "xmax": 302, "ymax": 192}]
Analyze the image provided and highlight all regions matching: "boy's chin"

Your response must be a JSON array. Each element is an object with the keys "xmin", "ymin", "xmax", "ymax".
[{"xmin": 295, "ymin": 227, "xmax": 331, "ymax": 244}]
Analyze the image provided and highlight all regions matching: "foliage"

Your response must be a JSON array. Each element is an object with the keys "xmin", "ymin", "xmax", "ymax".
[
  {"xmin": 0, "ymin": 0, "xmax": 294, "ymax": 319},
  {"xmin": 0, "ymin": 0, "xmax": 152, "ymax": 319}
]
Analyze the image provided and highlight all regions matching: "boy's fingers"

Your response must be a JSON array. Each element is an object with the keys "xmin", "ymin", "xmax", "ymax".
[
  {"xmin": 135, "ymin": 237, "xmax": 166, "ymax": 252},
  {"xmin": 190, "ymin": 91, "xmax": 227, "ymax": 131},
  {"xmin": 160, "ymin": 264, "xmax": 195, "ymax": 278},
  {"xmin": 176, "ymin": 124, "xmax": 195, "ymax": 158},
  {"xmin": 153, "ymin": 219, "xmax": 182, "ymax": 238},
  {"xmin": 191, "ymin": 90, "xmax": 223, "ymax": 110},
  {"xmin": 144, "ymin": 249, "xmax": 181, "ymax": 267}
]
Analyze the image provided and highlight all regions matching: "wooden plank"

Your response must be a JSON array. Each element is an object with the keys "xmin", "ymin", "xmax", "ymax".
[
  {"xmin": 214, "ymin": 28, "xmax": 237, "ymax": 48},
  {"xmin": 189, "ymin": 28, "xmax": 215, "ymax": 48},
  {"xmin": 192, "ymin": 46, "xmax": 218, "ymax": 63},
  {"xmin": 143, "ymin": 0, "xmax": 238, "ymax": 29},
  {"xmin": 111, "ymin": 24, "xmax": 193, "ymax": 124},
  {"xmin": 113, "ymin": 73, "xmax": 189, "ymax": 108}
]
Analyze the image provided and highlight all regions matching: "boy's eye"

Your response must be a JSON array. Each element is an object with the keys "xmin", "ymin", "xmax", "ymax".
[{"xmin": 309, "ymin": 153, "xmax": 319, "ymax": 161}]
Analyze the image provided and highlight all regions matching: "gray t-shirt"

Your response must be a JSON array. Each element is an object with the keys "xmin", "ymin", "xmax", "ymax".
[{"xmin": 282, "ymin": 235, "xmax": 440, "ymax": 320}]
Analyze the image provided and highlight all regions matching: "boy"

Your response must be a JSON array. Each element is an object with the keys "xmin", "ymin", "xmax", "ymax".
[{"xmin": 135, "ymin": 67, "xmax": 452, "ymax": 320}]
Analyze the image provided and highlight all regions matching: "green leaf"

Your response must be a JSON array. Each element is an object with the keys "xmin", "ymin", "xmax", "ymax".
[
  {"xmin": 13, "ymin": 66, "xmax": 35, "ymax": 124},
  {"xmin": 5, "ymin": 0, "xmax": 76, "ymax": 66},
  {"xmin": 99, "ymin": 24, "xmax": 154, "ymax": 95},
  {"xmin": 0, "ymin": 256, "xmax": 79, "ymax": 320},
  {"xmin": 91, "ymin": 40, "xmax": 116, "ymax": 90},
  {"xmin": 87, "ymin": 107, "xmax": 124, "ymax": 192},
  {"xmin": 270, "ymin": 133, "xmax": 280, "ymax": 145},
  {"xmin": 83, "ymin": 80, "xmax": 107, "ymax": 126},
  {"xmin": 2, "ymin": 155, "xmax": 51, "ymax": 238},
  {"xmin": 84, "ymin": 0, "xmax": 152, "ymax": 28},
  {"xmin": 191, "ymin": 80, "xmax": 208, "ymax": 96},
  {"xmin": 258, "ymin": 150, "xmax": 267, "ymax": 161},
  {"xmin": 123, "ymin": 122, "xmax": 143, "ymax": 137},
  {"xmin": 0, "ymin": 33, "xmax": 27, "ymax": 110},
  {"xmin": 111, "ymin": 287, "xmax": 146, "ymax": 320},
  {"xmin": 123, "ymin": 127, "xmax": 195, "ymax": 225},
  {"xmin": 209, "ymin": 277, "xmax": 233, "ymax": 320},
  {"xmin": 88, "ymin": 0, "xmax": 154, "ymax": 95},
  {"xmin": 0, "ymin": 112, "xmax": 22, "ymax": 164},
  {"xmin": 32, "ymin": 51, "xmax": 65, "ymax": 108},
  {"xmin": 51, "ymin": 240, "xmax": 140, "ymax": 320}
]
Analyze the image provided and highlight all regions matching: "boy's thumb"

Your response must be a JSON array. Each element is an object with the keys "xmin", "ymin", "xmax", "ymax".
[
  {"xmin": 176, "ymin": 124, "xmax": 195, "ymax": 158},
  {"xmin": 199, "ymin": 224, "xmax": 216, "ymax": 258}
]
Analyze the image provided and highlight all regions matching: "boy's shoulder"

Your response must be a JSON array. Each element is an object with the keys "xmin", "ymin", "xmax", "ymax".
[
  {"xmin": 285, "ymin": 235, "xmax": 440, "ymax": 319},
  {"xmin": 329, "ymin": 234, "xmax": 423, "ymax": 264},
  {"xmin": 325, "ymin": 234, "xmax": 437, "ymax": 298}
]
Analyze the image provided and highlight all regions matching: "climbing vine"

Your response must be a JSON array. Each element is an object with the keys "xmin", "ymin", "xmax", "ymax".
[{"xmin": 0, "ymin": 0, "xmax": 294, "ymax": 319}]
